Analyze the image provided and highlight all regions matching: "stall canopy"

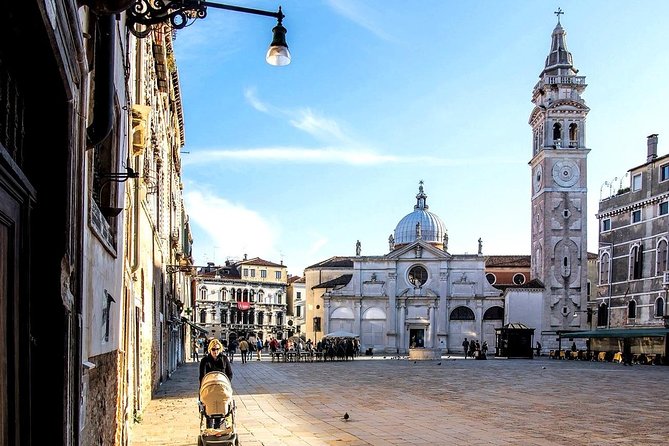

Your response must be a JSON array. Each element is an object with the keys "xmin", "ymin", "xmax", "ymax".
[
  {"xmin": 324, "ymin": 330, "xmax": 359, "ymax": 338},
  {"xmin": 182, "ymin": 317, "xmax": 208, "ymax": 334},
  {"xmin": 561, "ymin": 328, "xmax": 669, "ymax": 339}
]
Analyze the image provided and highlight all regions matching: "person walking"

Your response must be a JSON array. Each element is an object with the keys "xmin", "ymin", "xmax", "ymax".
[
  {"xmin": 462, "ymin": 338, "xmax": 469, "ymax": 358},
  {"xmin": 191, "ymin": 339, "xmax": 200, "ymax": 362},
  {"xmin": 256, "ymin": 338, "xmax": 263, "ymax": 361},
  {"xmin": 228, "ymin": 339, "xmax": 237, "ymax": 363},
  {"xmin": 238, "ymin": 338, "xmax": 249, "ymax": 364},
  {"xmin": 199, "ymin": 339, "xmax": 233, "ymax": 383}
]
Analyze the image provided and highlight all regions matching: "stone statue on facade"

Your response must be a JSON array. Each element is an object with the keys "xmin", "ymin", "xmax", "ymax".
[
  {"xmin": 388, "ymin": 234, "xmax": 395, "ymax": 251},
  {"xmin": 443, "ymin": 230, "xmax": 449, "ymax": 251},
  {"xmin": 356, "ymin": 240, "xmax": 361, "ymax": 256},
  {"xmin": 416, "ymin": 222, "xmax": 422, "ymax": 239},
  {"xmin": 478, "ymin": 237, "xmax": 483, "ymax": 255}
]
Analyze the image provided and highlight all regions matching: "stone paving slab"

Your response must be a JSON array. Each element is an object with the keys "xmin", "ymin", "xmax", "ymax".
[{"xmin": 130, "ymin": 356, "xmax": 669, "ymax": 445}]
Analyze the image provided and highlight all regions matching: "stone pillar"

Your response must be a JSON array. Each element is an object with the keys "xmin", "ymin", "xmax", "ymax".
[{"xmin": 398, "ymin": 300, "xmax": 406, "ymax": 353}]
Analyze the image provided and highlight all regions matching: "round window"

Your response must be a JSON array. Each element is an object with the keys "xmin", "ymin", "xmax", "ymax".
[
  {"xmin": 513, "ymin": 273, "xmax": 526, "ymax": 285},
  {"xmin": 408, "ymin": 265, "xmax": 428, "ymax": 287},
  {"xmin": 486, "ymin": 273, "xmax": 496, "ymax": 284}
]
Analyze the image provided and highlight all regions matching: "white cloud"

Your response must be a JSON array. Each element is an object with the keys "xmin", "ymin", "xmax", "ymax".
[
  {"xmin": 184, "ymin": 189, "xmax": 278, "ymax": 263},
  {"xmin": 244, "ymin": 87, "xmax": 270, "ymax": 113},
  {"xmin": 289, "ymin": 108, "xmax": 349, "ymax": 142},
  {"xmin": 182, "ymin": 146, "xmax": 524, "ymax": 167}
]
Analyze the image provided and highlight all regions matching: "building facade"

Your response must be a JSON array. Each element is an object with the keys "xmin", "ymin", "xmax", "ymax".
[
  {"xmin": 193, "ymin": 257, "xmax": 289, "ymax": 344},
  {"xmin": 528, "ymin": 16, "xmax": 590, "ymax": 349},
  {"xmin": 594, "ymin": 134, "xmax": 669, "ymax": 359},
  {"xmin": 287, "ymin": 275, "xmax": 307, "ymax": 337},
  {"xmin": 304, "ymin": 184, "xmax": 503, "ymax": 355},
  {"xmin": 0, "ymin": 3, "xmax": 193, "ymax": 444}
]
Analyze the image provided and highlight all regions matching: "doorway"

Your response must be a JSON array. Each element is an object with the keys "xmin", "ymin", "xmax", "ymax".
[{"xmin": 409, "ymin": 328, "xmax": 425, "ymax": 348}]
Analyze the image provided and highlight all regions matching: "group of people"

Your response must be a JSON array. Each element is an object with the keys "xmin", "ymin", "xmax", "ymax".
[{"xmin": 462, "ymin": 338, "xmax": 488, "ymax": 359}]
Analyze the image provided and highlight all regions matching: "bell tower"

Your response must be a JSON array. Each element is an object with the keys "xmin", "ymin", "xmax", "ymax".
[{"xmin": 529, "ymin": 10, "xmax": 590, "ymax": 347}]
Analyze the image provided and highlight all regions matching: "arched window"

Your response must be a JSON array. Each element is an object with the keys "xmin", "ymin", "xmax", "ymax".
[
  {"xmin": 629, "ymin": 245, "xmax": 643, "ymax": 280},
  {"xmin": 655, "ymin": 297, "xmax": 665, "ymax": 317},
  {"xmin": 450, "ymin": 306, "xmax": 475, "ymax": 320},
  {"xmin": 553, "ymin": 123, "xmax": 562, "ymax": 146},
  {"xmin": 569, "ymin": 123, "xmax": 578, "ymax": 147},
  {"xmin": 236, "ymin": 289, "xmax": 242, "ymax": 301},
  {"xmin": 258, "ymin": 290, "xmax": 265, "ymax": 302},
  {"xmin": 200, "ymin": 287, "xmax": 207, "ymax": 300},
  {"xmin": 199, "ymin": 309, "xmax": 207, "ymax": 324},
  {"xmin": 656, "ymin": 240, "xmax": 668, "ymax": 274},
  {"xmin": 243, "ymin": 289, "xmax": 249, "ymax": 302},
  {"xmin": 599, "ymin": 252, "xmax": 610, "ymax": 284},
  {"xmin": 627, "ymin": 300, "xmax": 637, "ymax": 319},
  {"xmin": 221, "ymin": 288, "xmax": 228, "ymax": 301},
  {"xmin": 483, "ymin": 306, "xmax": 504, "ymax": 320},
  {"xmin": 597, "ymin": 303, "xmax": 608, "ymax": 327}
]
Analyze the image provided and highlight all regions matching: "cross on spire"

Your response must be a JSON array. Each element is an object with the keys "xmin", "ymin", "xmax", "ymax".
[{"xmin": 554, "ymin": 7, "xmax": 564, "ymax": 24}]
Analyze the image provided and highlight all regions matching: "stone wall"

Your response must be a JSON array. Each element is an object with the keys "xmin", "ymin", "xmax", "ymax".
[{"xmin": 82, "ymin": 350, "xmax": 120, "ymax": 446}]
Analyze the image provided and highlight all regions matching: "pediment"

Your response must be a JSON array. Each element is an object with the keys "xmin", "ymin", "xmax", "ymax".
[
  {"xmin": 546, "ymin": 99, "xmax": 590, "ymax": 111},
  {"xmin": 386, "ymin": 239, "xmax": 449, "ymax": 261}
]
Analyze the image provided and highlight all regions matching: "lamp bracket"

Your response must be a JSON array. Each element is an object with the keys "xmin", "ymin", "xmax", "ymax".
[{"xmin": 127, "ymin": 0, "xmax": 284, "ymax": 38}]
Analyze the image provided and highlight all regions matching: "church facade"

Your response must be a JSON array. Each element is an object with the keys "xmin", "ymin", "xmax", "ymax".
[{"xmin": 304, "ymin": 184, "xmax": 503, "ymax": 355}]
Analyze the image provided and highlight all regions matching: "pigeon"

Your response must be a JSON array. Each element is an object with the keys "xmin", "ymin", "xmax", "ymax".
[
  {"xmin": 343, "ymin": 412, "xmax": 350, "ymax": 421},
  {"xmin": 542, "ymin": 366, "xmax": 546, "ymax": 369},
  {"xmin": 413, "ymin": 361, "xmax": 417, "ymax": 364},
  {"xmin": 437, "ymin": 362, "xmax": 442, "ymax": 366}
]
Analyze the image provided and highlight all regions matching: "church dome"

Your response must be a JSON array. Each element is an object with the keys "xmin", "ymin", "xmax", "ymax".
[{"xmin": 393, "ymin": 183, "xmax": 446, "ymax": 248}]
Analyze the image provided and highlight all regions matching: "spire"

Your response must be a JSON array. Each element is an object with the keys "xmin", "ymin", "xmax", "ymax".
[
  {"xmin": 414, "ymin": 180, "xmax": 428, "ymax": 210},
  {"xmin": 541, "ymin": 9, "xmax": 577, "ymax": 77}
]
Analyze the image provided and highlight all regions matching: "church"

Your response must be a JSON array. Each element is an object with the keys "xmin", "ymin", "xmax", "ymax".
[
  {"xmin": 304, "ymin": 14, "xmax": 590, "ymax": 355},
  {"xmin": 304, "ymin": 183, "xmax": 504, "ymax": 356}
]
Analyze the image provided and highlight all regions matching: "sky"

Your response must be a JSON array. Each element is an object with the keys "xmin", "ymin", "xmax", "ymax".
[{"xmin": 172, "ymin": 0, "xmax": 669, "ymax": 276}]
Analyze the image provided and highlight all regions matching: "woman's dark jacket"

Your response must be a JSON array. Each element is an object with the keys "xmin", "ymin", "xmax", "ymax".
[{"xmin": 199, "ymin": 353, "xmax": 233, "ymax": 383}]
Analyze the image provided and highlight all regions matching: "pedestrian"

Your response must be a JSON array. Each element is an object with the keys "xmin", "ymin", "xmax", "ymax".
[
  {"xmin": 462, "ymin": 338, "xmax": 469, "ymax": 358},
  {"xmin": 228, "ymin": 339, "xmax": 237, "ymax": 363},
  {"xmin": 238, "ymin": 338, "xmax": 249, "ymax": 364},
  {"xmin": 199, "ymin": 339, "xmax": 233, "ymax": 383},
  {"xmin": 256, "ymin": 338, "xmax": 263, "ymax": 360},
  {"xmin": 481, "ymin": 341, "xmax": 488, "ymax": 357},
  {"xmin": 536, "ymin": 341, "xmax": 542, "ymax": 357},
  {"xmin": 191, "ymin": 339, "xmax": 199, "ymax": 362},
  {"xmin": 469, "ymin": 340, "xmax": 477, "ymax": 359}
]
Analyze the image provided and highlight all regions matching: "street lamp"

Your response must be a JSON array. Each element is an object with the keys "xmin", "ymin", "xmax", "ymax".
[{"xmin": 126, "ymin": 0, "xmax": 291, "ymax": 66}]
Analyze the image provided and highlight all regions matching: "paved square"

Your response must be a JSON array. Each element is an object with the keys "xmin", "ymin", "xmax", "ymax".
[{"xmin": 130, "ymin": 356, "xmax": 669, "ymax": 445}]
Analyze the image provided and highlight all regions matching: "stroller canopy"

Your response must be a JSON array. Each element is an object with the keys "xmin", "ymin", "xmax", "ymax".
[{"xmin": 199, "ymin": 371, "xmax": 233, "ymax": 416}]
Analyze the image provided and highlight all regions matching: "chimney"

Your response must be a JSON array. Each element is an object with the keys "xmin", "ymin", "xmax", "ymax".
[
  {"xmin": 647, "ymin": 133, "xmax": 659, "ymax": 162},
  {"xmin": 243, "ymin": 253, "xmax": 247, "ymax": 260}
]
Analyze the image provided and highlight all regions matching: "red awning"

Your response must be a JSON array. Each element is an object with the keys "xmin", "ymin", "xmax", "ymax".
[{"xmin": 237, "ymin": 302, "xmax": 251, "ymax": 311}]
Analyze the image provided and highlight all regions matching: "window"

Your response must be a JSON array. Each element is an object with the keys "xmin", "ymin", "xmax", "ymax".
[
  {"xmin": 200, "ymin": 288, "xmax": 207, "ymax": 300},
  {"xmin": 450, "ymin": 306, "xmax": 475, "ymax": 320},
  {"xmin": 275, "ymin": 271, "xmax": 282, "ymax": 280},
  {"xmin": 657, "ymin": 240, "xmax": 668, "ymax": 274},
  {"xmin": 602, "ymin": 218, "xmax": 611, "ymax": 231},
  {"xmin": 660, "ymin": 202, "xmax": 669, "ymax": 216},
  {"xmin": 599, "ymin": 252, "xmax": 610, "ymax": 285},
  {"xmin": 243, "ymin": 268, "xmax": 248, "ymax": 277},
  {"xmin": 483, "ymin": 306, "xmax": 504, "ymax": 320},
  {"xmin": 655, "ymin": 297, "xmax": 665, "ymax": 317},
  {"xmin": 629, "ymin": 245, "xmax": 643, "ymax": 280},
  {"xmin": 260, "ymin": 270, "xmax": 267, "ymax": 278},
  {"xmin": 627, "ymin": 300, "xmax": 636, "ymax": 319},
  {"xmin": 485, "ymin": 273, "xmax": 496, "ymax": 284},
  {"xmin": 296, "ymin": 306, "xmax": 301, "ymax": 317},
  {"xmin": 552, "ymin": 123, "xmax": 562, "ymax": 146},
  {"xmin": 199, "ymin": 310, "xmax": 207, "ymax": 324},
  {"xmin": 632, "ymin": 210, "xmax": 641, "ymax": 224},
  {"xmin": 250, "ymin": 269, "xmax": 256, "ymax": 278},
  {"xmin": 296, "ymin": 291, "xmax": 301, "ymax": 300},
  {"xmin": 661, "ymin": 164, "xmax": 669, "ymax": 182},
  {"xmin": 597, "ymin": 303, "xmax": 608, "ymax": 327},
  {"xmin": 632, "ymin": 173, "xmax": 642, "ymax": 191},
  {"xmin": 313, "ymin": 317, "xmax": 321, "ymax": 332},
  {"xmin": 408, "ymin": 265, "xmax": 428, "ymax": 287},
  {"xmin": 512, "ymin": 273, "xmax": 526, "ymax": 285}
]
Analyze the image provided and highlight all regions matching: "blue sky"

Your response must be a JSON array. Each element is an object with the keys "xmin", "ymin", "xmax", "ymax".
[{"xmin": 173, "ymin": 0, "xmax": 669, "ymax": 276}]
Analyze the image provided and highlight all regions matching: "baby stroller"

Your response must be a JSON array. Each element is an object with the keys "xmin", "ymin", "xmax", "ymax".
[{"xmin": 198, "ymin": 371, "xmax": 238, "ymax": 446}]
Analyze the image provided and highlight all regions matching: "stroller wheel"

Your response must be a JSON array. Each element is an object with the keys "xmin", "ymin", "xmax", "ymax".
[{"xmin": 197, "ymin": 436, "xmax": 204, "ymax": 446}]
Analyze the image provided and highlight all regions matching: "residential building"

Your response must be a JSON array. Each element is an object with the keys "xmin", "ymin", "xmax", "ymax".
[
  {"xmin": 591, "ymin": 134, "xmax": 669, "ymax": 360},
  {"xmin": 0, "ymin": 3, "xmax": 193, "ymax": 444},
  {"xmin": 193, "ymin": 257, "xmax": 289, "ymax": 344},
  {"xmin": 287, "ymin": 275, "xmax": 307, "ymax": 338}
]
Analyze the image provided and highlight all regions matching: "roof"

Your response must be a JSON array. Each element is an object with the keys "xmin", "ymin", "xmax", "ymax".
[
  {"xmin": 197, "ymin": 267, "xmax": 240, "ymax": 279},
  {"xmin": 484, "ymin": 255, "xmax": 530, "ymax": 267},
  {"xmin": 312, "ymin": 274, "xmax": 353, "ymax": 289},
  {"xmin": 496, "ymin": 278, "xmax": 545, "ymax": 291},
  {"xmin": 305, "ymin": 256, "xmax": 354, "ymax": 270},
  {"xmin": 288, "ymin": 275, "xmax": 305, "ymax": 284},
  {"xmin": 496, "ymin": 323, "xmax": 535, "ymax": 332},
  {"xmin": 587, "ymin": 252, "xmax": 598, "ymax": 260},
  {"xmin": 237, "ymin": 257, "xmax": 284, "ymax": 268}
]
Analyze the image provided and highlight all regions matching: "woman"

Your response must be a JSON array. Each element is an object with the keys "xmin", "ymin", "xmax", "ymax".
[{"xmin": 199, "ymin": 339, "xmax": 233, "ymax": 383}]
